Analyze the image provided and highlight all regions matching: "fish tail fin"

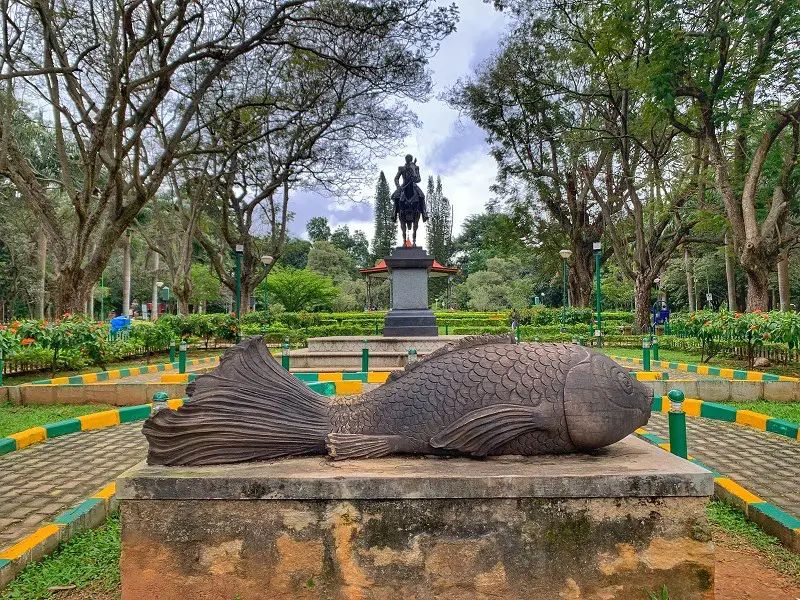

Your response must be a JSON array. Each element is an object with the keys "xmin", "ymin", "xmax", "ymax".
[{"xmin": 143, "ymin": 337, "xmax": 331, "ymax": 466}]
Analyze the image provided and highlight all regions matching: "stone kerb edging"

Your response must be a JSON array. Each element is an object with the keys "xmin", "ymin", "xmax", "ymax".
[
  {"xmin": 27, "ymin": 356, "xmax": 220, "ymax": 385},
  {"xmin": 0, "ymin": 483, "xmax": 118, "ymax": 588},
  {"xmin": 0, "ymin": 400, "xmax": 187, "ymax": 457},
  {"xmin": 610, "ymin": 353, "xmax": 799, "ymax": 382},
  {"xmin": 636, "ymin": 427, "xmax": 800, "ymax": 552},
  {"xmin": 650, "ymin": 395, "xmax": 800, "ymax": 442}
]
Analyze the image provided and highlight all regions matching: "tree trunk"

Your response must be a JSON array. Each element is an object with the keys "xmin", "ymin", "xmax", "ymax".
[
  {"xmin": 634, "ymin": 275, "xmax": 653, "ymax": 333},
  {"xmin": 55, "ymin": 267, "xmax": 92, "ymax": 316},
  {"xmin": 37, "ymin": 229, "xmax": 47, "ymax": 320},
  {"xmin": 176, "ymin": 293, "xmax": 190, "ymax": 316},
  {"xmin": 568, "ymin": 243, "xmax": 594, "ymax": 308},
  {"xmin": 777, "ymin": 249, "xmax": 790, "ymax": 311},
  {"xmin": 684, "ymin": 245, "xmax": 695, "ymax": 312},
  {"xmin": 745, "ymin": 268, "xmax": 770, "ymax": 313},
  {"xmin": 724, "ymin": 233, "xmax": 738, "ymax": 312}
]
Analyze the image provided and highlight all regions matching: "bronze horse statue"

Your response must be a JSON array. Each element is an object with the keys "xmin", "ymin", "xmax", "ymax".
[{"xmin": 392, "ymin": 155, "xmax": 428, "ymax": 246}]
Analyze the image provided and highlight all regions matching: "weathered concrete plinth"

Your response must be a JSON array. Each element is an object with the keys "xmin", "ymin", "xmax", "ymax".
[
  {"xmin": 383, "ymin": 246, "xmax": 438, "ymax": 337},
  {"xmin": 117, "ymin": 437, "xmax": 714, "ymax": 600}
]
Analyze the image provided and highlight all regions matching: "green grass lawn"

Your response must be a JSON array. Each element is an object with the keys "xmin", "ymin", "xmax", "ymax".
[
  {"xmin": 724, "ymin": 401, "xmax": 800, "ymax": 424},
  {"xmin": 601, "ymin": 345, "xmax": 800, "ymax": 378},
  {"xmin": 0, "ymin": 513, "xmax": 120, "ymax": 600},
  {"xmin": 1, "ymin": 348, "xmax": 223, "ymax": 386},
  {"xmin": 0, "ymin": 404, "xmax": 113, "ymax": 438}
]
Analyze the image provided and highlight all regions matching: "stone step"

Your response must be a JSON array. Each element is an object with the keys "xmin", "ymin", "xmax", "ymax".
[{"xmin": 306, "ymin": 335, "xmax": 461, "ymax": 353}]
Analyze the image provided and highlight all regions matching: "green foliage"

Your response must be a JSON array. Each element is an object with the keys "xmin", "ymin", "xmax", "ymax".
[
  {"xmin": 426, "ymin": 175, "xmax": 453, "ymax": 266},
  {"xmin": 189, "ymin": 264, "xmax": 222, "ymax": 306},
  {"xmin": 267, "ymin": 268, "xmax": 339, "ymax": 312},
  {"xmin": 306, "ymin": 216, "xmax": 331, "ymax": 242},
  {"xmin": 669, "ymin": 310, "xmax": 800, "ymax": 364},
  {"xmin": 279, "ymin": 238, "xmax": 313, "ymax": 270},
  {"xmin": 372, "ymin": 171, "xmax": 396, "ymax": 261},
  {"xmin": 15, "ymin": 315, "xmax": 111, "ymax": 373},
  {"xmin": 307, "ymin": 241, "xmax": 358, "ymax": 283},
  {"xmin": 0, "ymin": 513, "xmax": 121, "ymax": 599}
]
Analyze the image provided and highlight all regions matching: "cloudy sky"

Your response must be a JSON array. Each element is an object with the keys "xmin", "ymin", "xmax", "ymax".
[{"xmin": 287, "ymin": 2, "xmax": 510, "ymax": 244}]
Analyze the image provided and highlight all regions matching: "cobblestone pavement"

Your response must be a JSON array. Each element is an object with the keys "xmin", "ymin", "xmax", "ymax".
[
  {"xmin": 647, "ymin": 412, "xmax": 800, "ymax": 519},
  {"xmin": 0, "ymin": 423, "xmax": 146, "ymax": 549}
]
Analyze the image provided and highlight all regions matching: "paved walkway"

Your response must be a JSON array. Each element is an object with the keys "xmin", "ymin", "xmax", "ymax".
[
  {"xmin": 647, "ymin": 412, "xmax": 800, "ymax": 519},
  {"xmin": 0, "ymin": 423, "xmax": 145, "ymax": 549},
  {"xmin": 1, "ymin": 409, "xmax": 798, "ymax": 555}
]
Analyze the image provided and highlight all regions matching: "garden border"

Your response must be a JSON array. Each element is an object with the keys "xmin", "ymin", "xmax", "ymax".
[
  {"xmin": 0, "ymin": 483, "xmax": 118, "ymax": 588},
  {"xmin": 27, "ymin": 356, "xmax": 220, "ymax": 385},
  {"xmin": 650, "ymin": 396, "xmax": 800, "ymax": 442},
  {"xmin": 635, "ymin": 427, "xmax": 800, "ymax": 552},
  {"xmin": 610, "ymin": 353, "xmax": 798, "ymax": 382}
]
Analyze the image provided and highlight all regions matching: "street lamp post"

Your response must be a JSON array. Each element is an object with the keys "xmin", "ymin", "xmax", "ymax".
[
  {"xmin": 260, "ymin": 255, "xmax": 274, "ymax": 312},
  {"xmin": 234, "ymin": 244, "xmax": 244, "ymax": 319},
  {"xmin": 593, "ymin": 242, "xmax": 602, "ymax": 346},
  {"xmin": 559, "ymin": 249, "xmax": 572, "ymax": 333}
]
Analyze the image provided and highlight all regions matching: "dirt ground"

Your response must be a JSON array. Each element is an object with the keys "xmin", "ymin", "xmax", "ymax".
[{"xmin": 714, "ymin": 532, "xmax": 800, "ymax": 600}]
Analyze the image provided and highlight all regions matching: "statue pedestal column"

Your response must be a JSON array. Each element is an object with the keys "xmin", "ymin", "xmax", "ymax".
[{"xmin": 383, "ymin": 246, "xmax": 438, "ymax": 337}]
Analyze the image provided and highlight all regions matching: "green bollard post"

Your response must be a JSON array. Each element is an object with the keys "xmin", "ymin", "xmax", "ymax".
[
  {"xmin": 374, "ymin": 321, "xmax": 379, "ymax": 335},
  {"xmin": 652, "ymin": 336, "xmax": 659, "ymax": 361},
  {"xmin": 361, "ymin": 338, "xmax": 369, "ymax": 373},
  {"xmin": 178, "ymin": 340, "xmax": 187, "ymax": 374},
  {"xmin": 445, "ymin": 323, "xmax": 449, "ymax": 335},
  {"xmin": 151, "ymin": 391, "xmax": 169, "ymax": 414},
  {"xmin": 169, "ymin": 339, "xmax": 176, "ymax": 363},
  {"xmin": 282, "ymin": 337, "xmax": 291, "ymax": 371},
  {"xmin": 0, "ymin": 348, "xmax": 4, "ymax": 387},
  {"xmin": 667, "ymin": 389, "xmax": 687, "ymax": 459},
  {"xmin": 642, "ymin": 337, "xmax": 651, "ymax": 371},
  {"xmin": 407, "ymin": 348, "xmax": 418, "ymax": 365}
]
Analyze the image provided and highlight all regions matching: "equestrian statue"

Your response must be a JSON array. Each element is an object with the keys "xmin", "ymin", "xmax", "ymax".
[{"xmin": 392, "ymin": 154, "xmax": 428, "ymax": 246}]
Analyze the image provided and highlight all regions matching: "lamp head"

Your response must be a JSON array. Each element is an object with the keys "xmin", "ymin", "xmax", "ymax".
[
  {"xmin": 261, "ymin": 255, "xmax": 274, "ymax": 266},
  {"xmin": 559, "ymin": 249, "xmax": 573, "ymax": 260}
]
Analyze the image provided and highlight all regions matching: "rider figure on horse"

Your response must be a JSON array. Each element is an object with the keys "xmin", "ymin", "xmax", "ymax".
[{"xmin": 392, "ymin": 155, "xmax": 428, "ymax": 246}]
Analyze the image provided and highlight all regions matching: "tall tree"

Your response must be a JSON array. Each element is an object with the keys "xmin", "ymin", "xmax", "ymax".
[
  {"xmin": 0, "ymin": 0, "xmax": 457, "ymax": 313},
  {"xmin": 648, "ymin": 0, "xmax": 800, "ymax": 310},
  {"xmin": 372, "ymin": 171, "xmax": 395, "ymax": 260},
  {"xmin": 307, "ymin": 218, "xmax": 332, "ymax": 243},
  {"xmin": 427, "ymin": 176, "xmax": 453, "ymax": 264}
]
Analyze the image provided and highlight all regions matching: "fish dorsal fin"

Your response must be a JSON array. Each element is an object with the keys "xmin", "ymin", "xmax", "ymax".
[{"xmin": 387, "ymin": 334, "xmax": 516, "ymax": 384}]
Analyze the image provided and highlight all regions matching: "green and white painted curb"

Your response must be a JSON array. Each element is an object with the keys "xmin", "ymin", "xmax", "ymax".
[
  {"xmin": 0, "ymin": 482, "xmax": 117, "ymax": 588},
  {"xmin": 650, "ymin": 396, "xmax": 800, "ymax": 442},
  {"xmin": 636, "ymin": 427, "xmax": 800, "ymax": 552},
  {"xmin": 611, "ymin": 354, "xmax": 798, "ymax": 382},
  {"xmin": 28, "ymin": 356, "xmax": 220, "ymax": 385}
]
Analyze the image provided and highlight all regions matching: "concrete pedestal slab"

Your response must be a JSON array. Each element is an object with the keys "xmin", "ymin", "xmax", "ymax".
[{"xmin": 118, "ymin": 436, "xmax": 714, "ymax": 599}]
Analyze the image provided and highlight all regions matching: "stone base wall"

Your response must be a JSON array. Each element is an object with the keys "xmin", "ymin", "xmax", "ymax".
[
  {"xmin": 120, "ymin": 496, "xmax": 714, "ymax": 600},
  {"xmin": 2, "ymin": 383, "xmax": 188, "ymax": 406}
]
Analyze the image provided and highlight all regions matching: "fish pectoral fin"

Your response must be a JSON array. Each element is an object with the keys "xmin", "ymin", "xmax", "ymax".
[
  {"xmin": 326, "ymin": 433, "xmax": 403, "ymax": 461},
  {"xmin": 429, "ymin": 404, "xmax": 548, "ymax": 457}
]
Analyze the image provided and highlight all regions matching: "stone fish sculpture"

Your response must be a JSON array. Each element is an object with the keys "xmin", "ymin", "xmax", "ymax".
[{"xmin": 143, "ymin": 335, "xmax": 651, "ymax": 466}]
